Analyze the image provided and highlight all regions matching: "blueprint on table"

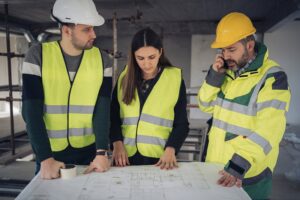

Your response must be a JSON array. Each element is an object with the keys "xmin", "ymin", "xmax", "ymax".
[{"xmin": 16, "ymin": 162, "xmax": 251, "ymax": 200}]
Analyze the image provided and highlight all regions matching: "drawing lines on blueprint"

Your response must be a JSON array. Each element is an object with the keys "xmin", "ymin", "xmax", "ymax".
[{"xmin": 76, "ymin": 163, "xmax": 211, "ymax": 200}]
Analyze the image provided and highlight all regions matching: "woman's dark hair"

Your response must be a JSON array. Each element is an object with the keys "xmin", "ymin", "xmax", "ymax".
[{"xmin": 122, "ymin": 27, "xmax": 172, "ymax": 104}]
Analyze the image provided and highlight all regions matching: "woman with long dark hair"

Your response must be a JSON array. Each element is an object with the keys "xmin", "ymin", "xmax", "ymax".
[{"xmin": 110, "ymin": 28, "xmax": 189, "ymax": 169}]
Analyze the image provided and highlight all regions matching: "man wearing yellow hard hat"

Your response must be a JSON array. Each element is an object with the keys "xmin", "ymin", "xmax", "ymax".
[{"xmin": 198, "ymin": 12, "xmax": 291, "ymax": 199}]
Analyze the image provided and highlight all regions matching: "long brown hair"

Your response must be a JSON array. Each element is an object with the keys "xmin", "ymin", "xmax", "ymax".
[{"xmin": 122, "ymin": 28, "xmax": 172, "ymax": 105}]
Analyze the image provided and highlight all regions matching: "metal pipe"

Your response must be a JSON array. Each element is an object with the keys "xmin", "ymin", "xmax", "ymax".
[
  {"xmin": 112, "ymin": 12, "xmax": 118, "ymax": 88},
  {"xmin": 4, "ymin": 4, "xmax": 16, "ymax": 155},
  {"xmin": 0, "ymin": 98, "xmax": 22, "ymax": 101},
  {"xmin": 0, "ymin": 52, "xmax": 24, "ymax": 58}
]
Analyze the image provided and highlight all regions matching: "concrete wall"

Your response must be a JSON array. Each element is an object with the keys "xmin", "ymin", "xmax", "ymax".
[
  {"xmin": 264, "ymin": 20, "xmax": 300, "ymax": 130},
  {"xmin": 189, "ymin": 35, "xmax": 215, "ymax": 120}
]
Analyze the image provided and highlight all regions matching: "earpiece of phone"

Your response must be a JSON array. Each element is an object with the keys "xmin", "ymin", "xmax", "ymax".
[
  {"xmin": 217, "ymin": 49, "xmax": 228, "ymax": 69},
  {"xmin": 221, "ymin": 57, "xmax": 229, "ymax": 69}
]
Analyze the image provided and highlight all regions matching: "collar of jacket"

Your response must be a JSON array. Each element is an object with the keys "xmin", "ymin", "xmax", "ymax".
[
  {"xmin": 244, "ymin": 42, "xmax": 268, "ymax": 72},
  {"xmin": 226, "ymin": 42, "xmax": 268, "ymax": 79}
]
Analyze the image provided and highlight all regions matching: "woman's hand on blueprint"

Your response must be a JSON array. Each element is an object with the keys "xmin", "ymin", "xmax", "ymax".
[
  {"xmin": 112, "ymin": 141, "xmax": 130, "ymax": 167},
  {"xmin": 156, "ymin": 147, "xmax": 178, "ymax": 170}
]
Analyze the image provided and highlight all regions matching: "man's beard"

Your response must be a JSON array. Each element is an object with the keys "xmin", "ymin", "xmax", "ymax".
[
  {"xmin": 226, "ymin": 48, "xmax": 249, "ymax": 72},
  {"xmin": 71, "ymin": 34, "xmax": 94, "ymax": 50}
]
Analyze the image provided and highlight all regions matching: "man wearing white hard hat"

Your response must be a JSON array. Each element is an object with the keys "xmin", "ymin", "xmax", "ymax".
[
  {"xmin": 198, "ymin": 12, "xmax": 291, "ymax": 199},
  {"xmin": 22, "ymin": 0, "xmax": 111, "ymax": 179}
]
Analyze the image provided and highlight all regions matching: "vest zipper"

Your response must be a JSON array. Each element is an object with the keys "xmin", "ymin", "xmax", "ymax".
[
  {"xmin": 134, "ymin": 104, "xmax": 143, "ymax": 154},
  {"xmin": 66, "ymin": 82, "xmax": 73, "ymax": 146},
  {"xmin": 58, "ymin": 41, "xmax": 84, "ymax": 147},
  {"xmin": 134, "ymin": 70, "xmax": 162, "ymax": 156}
]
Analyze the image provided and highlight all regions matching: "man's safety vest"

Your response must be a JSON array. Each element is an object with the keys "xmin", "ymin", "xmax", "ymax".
[
  {"xmin": 42, "ymin": 41, "xmax": 103, "ymax": 152},
  {"xmin": 118, "ymin": 67, "xmax": 181, "ymax": 158}
]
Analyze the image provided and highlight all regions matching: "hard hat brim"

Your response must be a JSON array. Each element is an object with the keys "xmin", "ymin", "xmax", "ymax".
[{"xmin": 211, "ymin": 28, "xmax": 256, "ymax": 48}]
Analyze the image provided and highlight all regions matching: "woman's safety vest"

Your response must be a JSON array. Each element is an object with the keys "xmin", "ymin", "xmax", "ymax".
[
  {"xmin": 42, "ymin": 41, "xmax": 103, "ymax": 152},
  {"xmin": 118, "ymin": 67, "xmax": 181, "ymax": 158}
]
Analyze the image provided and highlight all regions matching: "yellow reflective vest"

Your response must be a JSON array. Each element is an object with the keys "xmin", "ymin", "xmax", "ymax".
[
  {"xmin": 117, "ymin": 66, "xmax": 181, "ymax": 158},
  {"xmin": 42, "ymin": 41, "xmax": 103, "ymax": 152},
  {"xmin": 198, "ymin": 43, "xmax": 291, "ymax": 183}
]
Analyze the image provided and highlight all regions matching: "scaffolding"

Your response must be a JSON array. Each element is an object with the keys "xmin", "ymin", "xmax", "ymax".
[{"xmin": 0, "ymin": 4, "xmax": 31, "ymax": 165}]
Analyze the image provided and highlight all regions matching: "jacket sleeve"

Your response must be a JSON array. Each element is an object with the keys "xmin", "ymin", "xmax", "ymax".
[
  {"xmin": 198, "ymin": 66, "xmax": 226, "ymax": 113},
  {"xmin": 225, "ymin": 70, "xmax": 291, "ymax": 179},
  {"xmin": 109, "ymin": 82, "xmax": 124, "ymax": 143},
  {"xmin": 165, "ymin": 79, "xmax": 189, "ymax": 153},
  {"xmin": 22, "ymin": 44, "xmax": 53, "ymax": 162},
  {"xmin": 93, "ymin": 58, "xmax": 112, "ymax": 150}
]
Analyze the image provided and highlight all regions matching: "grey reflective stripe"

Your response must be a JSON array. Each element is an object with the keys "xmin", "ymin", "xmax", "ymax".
[
  {"xmin": 47, "ymin": 127, "xmax": 93, "ymax": 138},
  {"xmin": 213, "ymin": 119, "xmax": 272, "ymax": 154},
  {"xmin": 257, "ymin": 99, "xmax": 287, "ymax": 112},
  {"xmin": 217, "ymin": 97, "xmax": 256, "ymax": 115},
  {"xmin": 243, "ymin": 167, "xmax": 272, "ymax": 185},
  {"xmin": 22, "ymin": 62, "xmax": 41, "ymax": 76},
  {"xmin": 44, "ymin": 105, "xmax": 94, "ymax": 114},
  {"xmin": 140, "ymin": 114, "xmax": 173, "ymax": 128},
  {"xmin": 247, "ymin": 133, "xmax": 272, "ymax": 154},
  {"xmin": 198, "ymin": 97, "xmax": 218, "ymax": 108},
  {"xmin": 69, "ymin": 105, "xmax": 94, "ymax": 114},
  {"xmin": 124, "ymin": 137, "xmax": 136, "ymax": 146},
  {"xmin": 44, "ymin": 105, "xmax": 68, "ymax": 114},
  {"xmin": 213, "ymin": 119, "xmax": 251, "ymax": 137},
  {"xmin": 69, "ymin": 128, "xmax": 93, "ymax": 136},
  {"xmin": 122, "ymin": 117, "xmax": 139, "ymax": 125},
  {"xmin": 137, "ymin": 135, "xmax": 166, "ymax": 147},
  {"xmin": 248, "ymin": 66, "xmax": 282, "ymax": 105},
  {"xmin": 47, "ymin": 129, "xmax": 67, "ymax": 138},
  {"xmin": 218, "ymin": 66, "xmax": 283, "ymax": 116}
]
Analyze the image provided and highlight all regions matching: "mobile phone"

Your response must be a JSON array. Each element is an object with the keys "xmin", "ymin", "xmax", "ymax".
[
  {"xmin": 217, "ymin": 49, "xmax": 228, "ymax": 69},
  {"xmin": 221, "ymin": 57, "xmax": 229, "ymax": 69}
]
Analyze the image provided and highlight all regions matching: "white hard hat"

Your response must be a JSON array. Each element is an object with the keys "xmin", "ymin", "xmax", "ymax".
[{"xmin": 52, "ymin": 0, "xmax": 105, "ymax": 26}]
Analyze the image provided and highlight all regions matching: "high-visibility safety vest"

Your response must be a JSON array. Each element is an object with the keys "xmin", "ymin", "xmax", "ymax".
[
  {"xmin": 198, "ymin": 43, "xmax": 291, "ymax": 184},
  {"xmin": 42, "ymin": 41, "xmax": 103, "ymax": 152},
  {"xmin": 117, "ymin": 66, "xmax": 181, "ymax": 158}
]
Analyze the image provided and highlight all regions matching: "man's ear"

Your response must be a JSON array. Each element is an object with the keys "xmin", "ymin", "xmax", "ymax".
[
  {"xmin": 61, "ymin": 25, "xmax": 72, "ymax": 37},
  {"xmin": 247, "ymin": 40, "xmax": 255, "ymax": 52}
]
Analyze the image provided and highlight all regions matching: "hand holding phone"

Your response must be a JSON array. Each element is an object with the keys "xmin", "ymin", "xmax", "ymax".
[
  {"xmin": 212, "ymin": 49, "xmax": 227, "ymax": 73},
  {"xmin": 217, "ymin": 49, "xmax": 228, "ymax": 69}
]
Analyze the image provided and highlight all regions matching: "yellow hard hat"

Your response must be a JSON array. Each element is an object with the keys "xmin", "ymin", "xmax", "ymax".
[{"xmin": 211, "ymin": 12, "xmax": 256, "ymax": 48}]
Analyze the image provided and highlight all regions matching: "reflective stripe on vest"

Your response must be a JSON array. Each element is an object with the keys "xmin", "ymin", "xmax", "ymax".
[
  {"xmin": 47, "ymin": 128, "xmax": 94, "ymax": 138},
  {"xmin": 122, "ymin": 114, "xmax": 173, "ymax": 128},
  {"xmin": 42, "ymin": 41, "xmax": 103, "ymax": 152},
  {"xmin": 44, "ymin": 105, "xmax": 95, "ymax": 114},
  {"xmin": 118, "ymin": 66, "xmax": 181, "ymax": 158}
]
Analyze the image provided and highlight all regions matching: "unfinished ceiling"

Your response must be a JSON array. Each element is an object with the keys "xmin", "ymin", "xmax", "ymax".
[{"xmin": 0, "ymin": 0, "xmax": 300, "ymax": 39}]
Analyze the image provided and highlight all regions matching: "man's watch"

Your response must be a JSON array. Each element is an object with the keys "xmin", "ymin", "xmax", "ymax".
[{"xmin": 96, "ymin": 151, "xmax": 108, "ymax": 156}]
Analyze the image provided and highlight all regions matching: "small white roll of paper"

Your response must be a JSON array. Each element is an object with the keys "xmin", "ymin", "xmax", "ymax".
[{"xmin": 60, "ymin": 164, "xmax": 77, "ymax": 179}]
